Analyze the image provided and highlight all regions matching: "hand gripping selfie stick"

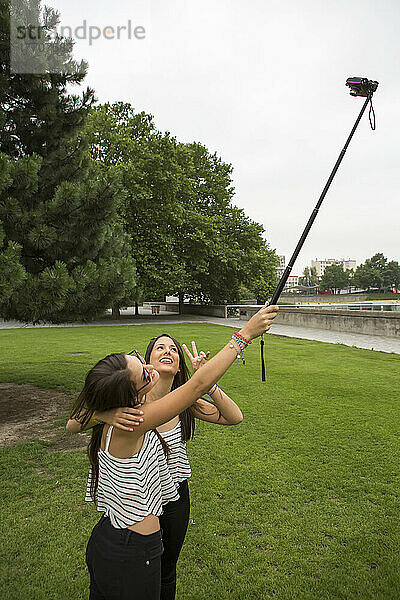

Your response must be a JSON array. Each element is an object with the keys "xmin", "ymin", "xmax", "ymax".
[{"xmin": 260, "ymin": 77, "xmax": 379, "ymax": 381}]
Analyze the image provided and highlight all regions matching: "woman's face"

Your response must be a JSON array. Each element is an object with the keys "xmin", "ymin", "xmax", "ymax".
[
  {"xmin": 124, "ymin": 354, "xmax": 159, "ymax": 397},
  {"xmin": 149, "ymin": 336, "xmax": 180, "ymax": 377}
]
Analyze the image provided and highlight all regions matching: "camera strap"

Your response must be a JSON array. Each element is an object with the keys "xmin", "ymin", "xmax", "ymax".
[
  {"xmin": 260, "ymin": 334, "xmax": 266, "ymax": 381},
  {"xmin": 369, "ymin": 96, "xmax": 376, "ymax": 130}
]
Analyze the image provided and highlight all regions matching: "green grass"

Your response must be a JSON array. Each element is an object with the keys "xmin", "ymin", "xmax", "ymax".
[{"xmin": 1, "ymin": 324, "xmax": 400, "ymax": 599}]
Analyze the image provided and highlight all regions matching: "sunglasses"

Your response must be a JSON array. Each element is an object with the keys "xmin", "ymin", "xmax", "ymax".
[{"xmin": 127, "ymin": 349, "xmax": 151, "ymax": 393}]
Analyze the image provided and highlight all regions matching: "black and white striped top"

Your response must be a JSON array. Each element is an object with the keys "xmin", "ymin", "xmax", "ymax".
[
  {"xmin": 159, "ymin": 420, "xmax": 191, "ymax": 485},
  {"xmin": 85, "ymin": 426, "xmax": 179, "ymax": 529}
]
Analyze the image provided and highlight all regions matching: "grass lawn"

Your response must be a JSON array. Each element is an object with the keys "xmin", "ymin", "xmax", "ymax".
[{"xmin": 0, "ymin": 323, "xmax": 399, "ymax": 600}]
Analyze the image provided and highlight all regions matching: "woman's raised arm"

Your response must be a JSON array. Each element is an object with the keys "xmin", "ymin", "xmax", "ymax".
[
  {"xmin": 66, "ymin": 407, "xmax": 145, "ymax": 433},
  {"xmin": 137, "ymin": 304, "xmax": 278, "ymax": 432}
]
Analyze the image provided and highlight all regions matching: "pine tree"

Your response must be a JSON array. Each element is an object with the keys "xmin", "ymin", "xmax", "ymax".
[{"xmin": 0, "ymin": 0, "xmax": 136, "ymax": 322}]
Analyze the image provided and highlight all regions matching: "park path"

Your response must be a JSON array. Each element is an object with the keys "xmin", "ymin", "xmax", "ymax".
[{"xmin": 1, "ymin": 307, "xmax": 399, "ymax": 355}]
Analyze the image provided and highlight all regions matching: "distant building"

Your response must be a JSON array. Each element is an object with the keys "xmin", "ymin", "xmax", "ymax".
[
  {"xmin": 277, "ymin": 255, "xmax": 286, "ymax": 279},
  {"xmin": 283, "ymin": 274, "xmax": 299, "ymax": 292},
  {"xmin": 311, "ymin": 258, "xmax": 356, "ymax": 278}
]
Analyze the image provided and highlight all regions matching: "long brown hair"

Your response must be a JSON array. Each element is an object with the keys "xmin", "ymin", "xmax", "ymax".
[
  {"xmin": 145, "ymin": 334, "xmax": 196, "ymax": 441},
  {"xmin": 70, "ymin": 352, "xmax": 168, "ymax": 501}
]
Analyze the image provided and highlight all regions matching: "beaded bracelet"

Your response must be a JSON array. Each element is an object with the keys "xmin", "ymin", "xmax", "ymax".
[
  {"xmin": 230, "ymin": 333, "xmax": 249, "ymax": 365},
  {"xmin": 229, "ymin": 337, "xmax": 241, "ymax": 354},
  {"xmin": 232, "ymin": 333, "xmax": 248, "ymax": 349},
  {"xmin": 234, "ymin": 332, "xmax": 252, "ymax": 345}
]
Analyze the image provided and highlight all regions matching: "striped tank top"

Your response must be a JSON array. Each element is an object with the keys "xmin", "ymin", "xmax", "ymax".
[
  {"xmin": 85, "ymin": 426, "xmax": 179, "ymax": 529},
  {"xmin": 159, "ymin": 420, "xmax": 191, "ymax": 485}
]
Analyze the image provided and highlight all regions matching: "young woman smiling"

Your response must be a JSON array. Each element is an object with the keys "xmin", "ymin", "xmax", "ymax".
[
  {"xmin": 68, "ymin": 304, "xmax": 278, "ymax": 599},
  {"xmin": 68, "ymin": 335, "xmax": 244, "ymax": 600}
]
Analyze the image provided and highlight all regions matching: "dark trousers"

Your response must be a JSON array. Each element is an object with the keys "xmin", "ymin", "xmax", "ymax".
[
  {"xmin": 86, "ymin": 515, "xmax": 163, "ymax": 600},
  {"xmin": 159, "ymin": 479, "xmax": 190, "ymax": 600}
]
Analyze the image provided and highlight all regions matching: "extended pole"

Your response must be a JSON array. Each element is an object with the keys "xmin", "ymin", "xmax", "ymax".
[
  {"xmin": 260, "ymin": 78, "xmax": 378, "ymax": 381},
  {"xmin": 269, "ymin": 94, "xmax": 371, "ymax": 306}
]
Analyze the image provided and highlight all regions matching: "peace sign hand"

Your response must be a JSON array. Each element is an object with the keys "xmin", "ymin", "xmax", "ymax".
[{"xmin": 182, "ymin": 340, "xmax": 211, "ymax": 373}]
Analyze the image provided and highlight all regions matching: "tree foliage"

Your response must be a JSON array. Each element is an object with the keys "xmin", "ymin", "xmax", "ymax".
[
  {"xmin": 83, "ymin": 103, "xmax": 278, "ymax": 305},
  {"xmin": 1, "ymin": 0, "xmax": 278, "ymax": 320},
  {"xmin": 353, "ymin": 253, "xmax": 400, "ymax": 291},
  {"xmin": 0, "ymin": 0, "xmax": 136, "ymax": 322},
  {"xmin": 319, "ymin": 264, "xmax": 350, "ymax": 294}
]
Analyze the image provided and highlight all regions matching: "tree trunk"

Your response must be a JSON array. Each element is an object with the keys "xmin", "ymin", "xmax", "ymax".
[
  {"xmin": 112, "ymin": 306, "xmax": 121, "ymax": 320},
  {"xmin": 135, "ymin": 302, "xmax": 139, "ymax": 316},
  {"xmin": 178, "ymin": 292, "xmax": 184, "ymax": 315}
]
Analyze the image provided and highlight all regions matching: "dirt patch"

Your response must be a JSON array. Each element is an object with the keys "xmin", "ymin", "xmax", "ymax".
[{"xmin": 0, "ymin": 383, "xmax": 90, "ymax": 451}]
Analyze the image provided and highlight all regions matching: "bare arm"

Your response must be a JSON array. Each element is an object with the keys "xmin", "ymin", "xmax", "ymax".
[
  {"xmin": 66, "ymin": 412, "xmax": 99, "ymax": 433},
  {"xmin": 191, "ymin": 387, "xmax": 243, "ymax": 425},
  {"xmin": 66, "ymin": 407, "xmax": 144, "ymax": 433},
  {"xmin": 182, "ymin": 340, "xmax": 242, "ymax": 425},
  {"xmin": 136, "ymin": 306, "xmax": 278, "ymax": 433}
]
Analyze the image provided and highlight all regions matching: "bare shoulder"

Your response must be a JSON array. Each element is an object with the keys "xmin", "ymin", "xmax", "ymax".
[{"xmin": 106, "ymin": 425, "xmax": 145, "ymax": 459}]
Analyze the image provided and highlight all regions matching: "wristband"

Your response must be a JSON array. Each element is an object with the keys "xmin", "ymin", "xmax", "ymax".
[
  {"xmin": 234, "ymin": 332, "xmax": 252, "ymax": 345},
  {"xmin": 230, "ymin": 334, "xmax": 248, "ymax": 365}
]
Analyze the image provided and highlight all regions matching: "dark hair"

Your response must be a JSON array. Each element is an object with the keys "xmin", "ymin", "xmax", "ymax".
[
  {"xmin": 145, "ymin": 334, "xmax": 196, "ymax": 441},
  {"xmin": 70, "ymin": 352, "xmax": 168, "ymax": 502}
]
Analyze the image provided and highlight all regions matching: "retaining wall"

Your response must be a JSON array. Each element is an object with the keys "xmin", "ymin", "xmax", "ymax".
[
  {"xmin": 280, "ymin": 293, "xmax": 370, "ymax": 304},
  {"xmin": 143, "ymin": 302, "xmax": 227, "ymax": 317},
  {"xmin": 144, "ymin": 302, "xmax": 400, "ymax": 337},
  {"xmin": 242, "ymin": 306, "xmax": 400, "ymax": 338}
]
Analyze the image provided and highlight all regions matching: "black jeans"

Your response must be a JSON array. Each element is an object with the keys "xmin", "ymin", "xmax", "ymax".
[
  {"xmin": 159, "ymin": 479, "xmax": 190, "ymax": 600},
  {"xmin": 86, "ymin": 515, "xmax": 163, "ymax": 600}
]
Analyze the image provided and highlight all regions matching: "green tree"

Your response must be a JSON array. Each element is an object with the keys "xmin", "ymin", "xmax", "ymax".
[
  {"xmin": 319, "ymin": 264, "xmax": 350, "ymax": 294},
  {"xmin": 353, "ymin": 252, "xmax": 387, "ymax": 290},
  {"xmin": 184, "ymin": 206, "xmax": 278, "ymax": 305},
  {"xmin": 84, "ymin": 104, "xmax": 278, "ymax": 308},
  {"xmin": 84, "ymin": 102, "xmax": 186, "ymax": 304},
  {"xmin": 156, "ymin": 142, "xmax": 279, "ymax": 306},
  {"xmin": 172, "ymin": 142, "xmax": 272, "ymax": 306},
  {"xmin": 352, "ymin": 253, "xmax": 393, "ymax": 291},
  {"xmin": 246, "ymin": 245, "xmax": 279, "ymax": 305},
  {"xmin": 0, "ymin": 1, "xmax": 136, "ymax": 322},
  {"xmin": 383, "ymin": 260, "xmax": 400, "ymax": 291},
  {"xmin": 0, "ymin": 154, "xmax": 27, "ymax": 303},
  {"xmin": 0, "ymin": 0, "xmax": 90, "ymax": 158}
]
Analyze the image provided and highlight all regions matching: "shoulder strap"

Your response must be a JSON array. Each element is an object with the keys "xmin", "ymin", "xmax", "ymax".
[{"xmin": 105, "ymin": 425, "xmax": 113, "ymax": 452}]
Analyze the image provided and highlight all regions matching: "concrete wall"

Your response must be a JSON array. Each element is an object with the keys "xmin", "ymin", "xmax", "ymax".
[
  {"xmin": 143, "ymin": 302, "xmax": 400, "ymax": 338},
  {"xmin": 143, "ymin": 302, "xmax": 179, "ymax": 312},
  {"xmin": 280, "ymin": 293, "xmax": 370, "ymax": 304},
  {"xmin": 241, "ymin": 306, "xmax": 400, "ymax": 338},
  {"xmin": 143, "ymin": 302, "xmax": 227, "ymax": 317},
  {"xmin": 182, "ymin": 304, "xmax": 227, "ymax": 317}
]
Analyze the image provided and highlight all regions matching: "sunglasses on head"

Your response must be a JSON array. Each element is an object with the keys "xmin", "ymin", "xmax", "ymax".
[{"xmin": 127, "ymin": 349, "xmax": 151, "ymax": 392}]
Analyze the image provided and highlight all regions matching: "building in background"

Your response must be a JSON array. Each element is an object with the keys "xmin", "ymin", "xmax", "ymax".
[
  {"xmin": 284, "ymin": 274, "xmax": 299, "ymax": 292},
  {"xmin": 311, "ymin": 258, "xmax": 356, "ymax": 278},
  {"xmin": 276, "ymin": 255, "xmax": 301, "ymax": 292},
  {"xmin": 277, "ymin": 255, "xmax": 286, "ymax": 279},
  {"xmin": 276, "ymin": 254, "xmax": 299, "ymax": 292}
]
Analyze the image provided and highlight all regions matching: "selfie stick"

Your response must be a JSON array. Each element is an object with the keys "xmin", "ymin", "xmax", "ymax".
[{"xmin": 261, "ymin": 77, "xmax": 379, "ymax": 381}]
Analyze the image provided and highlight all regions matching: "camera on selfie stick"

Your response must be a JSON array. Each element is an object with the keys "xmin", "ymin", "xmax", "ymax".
[{"xmin": 260, "ymin": 77, "xmax": 379, "ymax": 381}]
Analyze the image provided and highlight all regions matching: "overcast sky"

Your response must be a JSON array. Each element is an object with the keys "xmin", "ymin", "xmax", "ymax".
[{"xmin": 49, "ymin": 0, "xmax": 399, "ymax": 276}]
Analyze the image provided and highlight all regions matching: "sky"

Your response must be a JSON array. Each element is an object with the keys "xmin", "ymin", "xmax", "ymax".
[{"xmin": 48, "ymin": 0, "xmax": 399, "ymax": 276}]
